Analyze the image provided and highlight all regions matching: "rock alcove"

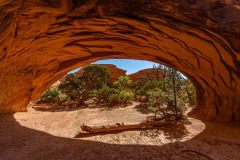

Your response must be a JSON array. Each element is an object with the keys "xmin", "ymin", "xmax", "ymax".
[{"xmin": 0, "ymin": 0, "xmax": 240, "ymax": 122}]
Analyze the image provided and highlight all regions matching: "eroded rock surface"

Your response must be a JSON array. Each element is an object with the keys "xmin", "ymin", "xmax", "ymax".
[{"xmin": 0, "ymin": 0, "xmax": 240, "ymax": 122}]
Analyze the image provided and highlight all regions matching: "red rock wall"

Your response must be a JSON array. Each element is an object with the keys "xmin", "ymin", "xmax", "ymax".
[
  {"xmin": 129, "ymin": 68, "xmax": 164, "ymax": 82},
  {"xmin": 0, "ymin": 0, "xmax": 240, "ymax": 122}
]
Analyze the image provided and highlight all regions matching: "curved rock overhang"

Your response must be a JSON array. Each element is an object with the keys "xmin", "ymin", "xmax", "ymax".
[{"xmin": 0, "ymin": 0, "xmax": 240, "ymax": 122}]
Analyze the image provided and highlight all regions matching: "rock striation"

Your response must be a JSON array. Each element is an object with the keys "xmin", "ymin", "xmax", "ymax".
[{"xmin": 0, "ymin": 0, "xmax": 240, "ymax": 122}]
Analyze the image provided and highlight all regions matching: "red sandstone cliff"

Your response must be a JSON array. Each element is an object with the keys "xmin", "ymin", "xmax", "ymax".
[{"xmin": 129, "ymin": 68, "xmax": 164, "ymax": 82}]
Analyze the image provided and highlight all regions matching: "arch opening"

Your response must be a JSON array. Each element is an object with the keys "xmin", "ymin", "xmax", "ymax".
[
  {"xmin": 31, "ymin": 59, "xmax": 199, "ymax": 115},
  {"xmin": 30, "ymin": 59, "xmax": 200, "ymax": 143},
  {"xmin": 34, "ymin": 59, "xmax": 197, "ymax": 113}
]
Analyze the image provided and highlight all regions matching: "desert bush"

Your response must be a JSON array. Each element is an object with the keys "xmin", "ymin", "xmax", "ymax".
[
  {"xmin": 59, "ymin": 74, "xmax": 87, "ymax": 105},
  {"xmin": 39, "ymin": 87, "xmax": 68, "ymax": 104},
  {"xmin": 107, "ymin": 76, "xmax": 135, "ymax": 105},
  {"xmin": 183, "ymin": 81, "xmax": 196, "ymax": 105},
  {"xmin": 57, "ymin": 93, "xmax": 69, "ymax": 103},
  {"xmin": 91, "ymin": 84, "xmax": 113, "ymax": 103},
  {"xmin": 146, "ymin": 88, "xmax": 166, "ymax": 119},
  {"xmin": 145, "ymin": 88, "xmax": 187, "ymax": 120},
  {"xmin": 81, "ymin": 64, "xmax": 110, "ymax": 90},
  {"xmin": 137, "ymin": 66, "xmax": 190, "ymax": 120},
  {"xmin": 108, "ymin": 89, "xmax": 134, "ymax": 105},
  {"xmin": 113, "ymin": 76, "xmax": 133, "ymax": 90},
  {"xmin": 119, "ymin": 90, "xmax": 135, "ymax": 104},
  {"xmin": 59, "ymin": 65, "xmax": 110, "ymax": 105},
  {"xmin": 134, "ymin": 80, "xmax": 162, "ymax": 102}
]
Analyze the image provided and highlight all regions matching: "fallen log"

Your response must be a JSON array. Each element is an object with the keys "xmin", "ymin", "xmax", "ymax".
[{"xmin": 81, "ymin": 120, "xmax": 177, "ymax": 134}]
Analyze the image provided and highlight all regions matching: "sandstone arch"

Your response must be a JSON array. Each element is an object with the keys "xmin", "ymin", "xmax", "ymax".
[{"xmin": 0, "ymin": 0, "xmax": 240, "ymax": 122}]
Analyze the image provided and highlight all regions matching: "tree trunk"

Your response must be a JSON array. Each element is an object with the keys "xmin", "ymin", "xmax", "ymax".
[
  {"xmin": 80, "ymin": 120, "xmax": 175, "ymax": 134},
  {"xmin": 172, "ymin": 70, "xmax": 178, "ymax": 115}
]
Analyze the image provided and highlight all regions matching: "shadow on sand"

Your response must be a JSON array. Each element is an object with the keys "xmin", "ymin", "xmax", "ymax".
[
  {"xmin": 33, "ymin": 102, "xmax": 133, "ymax": 112},
  {"xmin": 0, "ymin": 114, "xmax": 240, "ymax": 160}
]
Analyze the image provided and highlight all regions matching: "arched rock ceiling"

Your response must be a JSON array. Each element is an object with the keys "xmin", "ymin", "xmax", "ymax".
[{"xmin": 0, "ymin": 0, "xmax": 240, "ymax": 122}]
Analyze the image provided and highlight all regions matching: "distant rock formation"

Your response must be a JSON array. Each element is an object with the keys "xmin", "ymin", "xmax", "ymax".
[
  {"xmin": 129, "ymin": 68, "xmax": 164, "ymax": 82},
  {"xmin": 73, "ymin": 64, "xmax": 126, "ymax": 84},
  {"xmin": 53, "ymin": 65, "xmax": 165, "ymax": 87},
  {"xmin": 100, "ymin": 64, "xmax": 127, "ymax": 84}
]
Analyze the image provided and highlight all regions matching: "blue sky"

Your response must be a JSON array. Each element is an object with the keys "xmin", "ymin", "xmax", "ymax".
[
  {"xmin": 70, "ymin": 59, "xmax": 159, "ymax": 75},
  {"xmin": 94, "ymin": 59, "xmax": 159, "ymax": 75}
]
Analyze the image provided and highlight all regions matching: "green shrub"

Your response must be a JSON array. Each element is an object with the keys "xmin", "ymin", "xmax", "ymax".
[
  {"xmin": 113, "ymin": 76, "xmax": 133, "ymax": 90},
  {"xmin": 119, "ymin": 90, "xmax": 134, "ymax": 104},
  {"xmin": 108, "ymin": 90, "xmax": 134, "ymax": 105},
  {"xmin": 59, "ymin": 65, "xmax": 110, "ymax": 105},
  {"xmin": 39, "ymin": 88, "xmax": 60, "ymax": 103},
  {"xmin": 81, "ymin": 64, "xmax": 110, "ymax": 90},
  {"xmin": 183, "ymin": 82, "xmax": 196, "ymax": 105},
  {"xmin": 146, "ymin": 89, "xmax": 166, "ymax": 119},
  {"xmin": 39, "ymin": 87, "xmax": 68, "ymax": 104},
  {"xmin": 58, "ymin": 74, "xmax": 88, "ymax": 105},
  {"xmin": 145, "ymin": 88, "xmax": 187, "ymax": 120},
  {"xmin": 58, "ymin": 93, "xmax": 69, "ymax": 104},
  {"xmin": 104, "ymin": 76, "xmax": 135, "ymax": 106},
  {"xmin": 134, "ymin": 80, "xmax": 162, "ymax": 102},
  {"xmin": 91, "ymin": 84, "xmax": 113, "ymax": 103}
]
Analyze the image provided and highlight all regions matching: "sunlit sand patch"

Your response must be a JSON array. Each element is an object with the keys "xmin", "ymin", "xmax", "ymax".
[{"xmin": 14, "ymin": 105, "xmax": 205, "ymax": 145}]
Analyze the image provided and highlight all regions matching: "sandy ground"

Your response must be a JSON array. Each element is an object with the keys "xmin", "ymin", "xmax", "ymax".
[{"xmin": 0, "ymin": 103, "xmax": 240, "ymax": 160}]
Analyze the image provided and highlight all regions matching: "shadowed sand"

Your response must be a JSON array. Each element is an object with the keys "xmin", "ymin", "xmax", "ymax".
[{"xmin": 0, "ymin": 105, "xmax": 240, "ymax": 160}]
